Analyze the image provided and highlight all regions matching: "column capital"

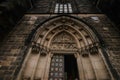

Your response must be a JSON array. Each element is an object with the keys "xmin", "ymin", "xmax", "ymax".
[
  {"xmin": 74, "ymin": 52, "xmax": 80, "ymax": 58},
  {"xmin": 31, "ymin": 44, "xmax": 40, "ymax": 54},
  {"xmin": 89, "ymin": 46, "xmax": 98, "ymax": 55},
  {"xmin": 50, "ymin": 53, "xmax": 53, "ymax": 58}
]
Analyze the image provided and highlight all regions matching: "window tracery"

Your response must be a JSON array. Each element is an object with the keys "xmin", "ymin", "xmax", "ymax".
[{"xmin": 54, "ymin": 3, "xmax": 72, "ymax": 13}]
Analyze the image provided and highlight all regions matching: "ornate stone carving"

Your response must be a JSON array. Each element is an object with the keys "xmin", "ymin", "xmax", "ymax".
[
  {"xmin": 32, "ymin": 42, "xmax": 40, "ymax": 53},
  {"xmin": 40, "ymin": 44, "xmax": 50, "ymax": 56},
  {"xmin": 40, "ymin": 46, "xmax": 48, "ymax": 56},
  {"xmin": 59, "ymin": 26, "xmax": 68, "ymax": 30},
  {"xmin": 51, "ymin": 32, "xmax": 77, "ymax": 50},
  {"xmin": 31, "ymin": 42, "xmax": 49, "ymax": 55},
  {"xmin": 81, "ymin": 49, "xmax": 89, "ymax": 57},
  {"xmin": 89, "ymin": 46, "xmax": 98, "ymax": 54},
  {"xmin": 78, "ymin": 42, "xmax": 99, "ymax": 56}
]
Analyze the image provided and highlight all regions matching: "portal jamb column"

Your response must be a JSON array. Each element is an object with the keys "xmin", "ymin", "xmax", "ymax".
[
  {"xmin": 89, "ymin": 52, "xmax": 98, "ymax": 80},
  {"xmin": 75, "ymin": 53, "xmax": 85, "ymax": 80},
  {"xmin": 16, "ymin": 47, "xmax": 32, "ymax": 80},
  {"xmin": 30, "ymin": 52, "xmax": 41, "ymax": 80},
  {"xmin": 43, "ymin": 52, "xmax": 53, "ymax": 80},
  {"xmin": 98, "ymin": 48, "xmax": 113, "ymax": 79}
]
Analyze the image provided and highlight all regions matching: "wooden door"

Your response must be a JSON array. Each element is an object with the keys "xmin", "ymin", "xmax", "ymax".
[{"xmin": 49, "ymin": 54, "xmax": 64, "ymax": 80}]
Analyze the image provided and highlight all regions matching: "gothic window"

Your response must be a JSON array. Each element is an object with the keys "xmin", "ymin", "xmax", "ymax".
[{"xmin": 54, "ymin": 3, "xmax": 72, "ymax": 13}]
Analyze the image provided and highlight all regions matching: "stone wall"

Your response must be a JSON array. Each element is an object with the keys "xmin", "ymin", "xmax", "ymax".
[
  {"xmin": 0, "ymin": 15, "xmax": 48, "ymax": 80},
  {"xmin": 28, "ymin": 0, "xmax": 100, "ymax": 13},
  {"xmin": 0, "ymin": 0, "xmax": 34, "ymax": 42},
  {"xmin": 0, "ymin": 14, "xmax": 120, "ymax": 80},
  {"xmin": 79, "ymin": 14, "xmax": 120, "ymax": 79},
  {"xmin": 97, "ymin": 0, "xmax": 120, "ymax": 30}
]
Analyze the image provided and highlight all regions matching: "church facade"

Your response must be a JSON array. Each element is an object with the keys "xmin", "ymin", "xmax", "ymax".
[{"xmin": 0, "ymin": 0, "xmax": 120, "ymax": 80}]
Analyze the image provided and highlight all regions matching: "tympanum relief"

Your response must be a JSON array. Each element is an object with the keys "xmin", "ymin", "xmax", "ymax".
[{"xmin": 51, "ymin": 32, "xmax": 77, "ymax": 50}]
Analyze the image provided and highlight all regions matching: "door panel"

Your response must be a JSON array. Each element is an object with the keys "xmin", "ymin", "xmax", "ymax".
[{"xmin": 49, "ymin": 55, "xmax": 64, "ymax": 80}]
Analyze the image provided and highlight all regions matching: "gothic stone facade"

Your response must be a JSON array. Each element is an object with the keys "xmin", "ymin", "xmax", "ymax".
[{"xmin": 0, "ymin": 0, "xmax": 120, "ymax": 80}]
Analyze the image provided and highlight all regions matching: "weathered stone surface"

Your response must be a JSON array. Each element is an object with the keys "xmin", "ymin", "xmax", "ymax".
[
  {"xmin": 0, "ymin": 14, "xmax": 120, "ymax": 79},
  {"xmin": 81, "ymin": 15, "xmax": 120, "ymax": 76},
  {"xmin": 0, "ymin": 15, "xmax": 48, "ymax": 80},
  {"xmin": 28, "ymin": 0, "xmax": 100, "ymax": 13}
]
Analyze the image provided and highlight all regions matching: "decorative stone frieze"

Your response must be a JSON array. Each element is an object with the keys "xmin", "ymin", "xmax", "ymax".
[
  {"xmin": 78, "ymin": 42, "xmax": 99, "ymax": 56},
  {"xmin": 40, "ymin": 47, "xmax": 47, "ymax": 56},
  {"xmin": 32, "ymin": 42, "xmax": 40, "ymax": 53},
  {"xmin": 31, "ymin": 42, "xmax": 49, "ymax": 56},
  {"xmin": 81, "ymin": 49, "xmax": 89, "ymax": 57},
  {"xmin": 78, "ymin": 47, "xmax": 89, "ymax": 57},
  {"xmin": 89, "ymin": 46, "xmax": 98, "ymax": 55},
  {"xmin": 40, "ymin": 45, "xmax": 50, "ymax": 56}
]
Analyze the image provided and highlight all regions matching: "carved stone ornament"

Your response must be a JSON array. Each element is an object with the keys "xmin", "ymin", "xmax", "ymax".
[
  {"xmin": 51, "ymin": 32, "xmax": 77, "ymax": 50},
  {"xmin": 31, "ymin": 43, "xmax": 40, "ymax": 54},
  {"xmin": 22, "ymin": 76, "xmax": 30, "ymax": 80},
  {"xmin": 40, "ymin": 45, "xmax": 49, "ymax": 56},
  {"xmin": 40, "ymin": 49, "xmax": 47, "ymax": 56},
  {"xmin": 78, "ymin": 42, "xmax": 99, "ymax": 56},
  {"xmin": 89, "ymin": 46, "xmax": 98, "ymax": 54},
  {"xmin": 81, "ymin": 49, "xmax": 89, "ymax": 57}
]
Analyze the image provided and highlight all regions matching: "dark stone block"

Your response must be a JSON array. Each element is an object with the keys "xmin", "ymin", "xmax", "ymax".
[
  {"xmin": 9, "ymin": 65, "xmax": 16, "ymax": 70},
  {"xmin": 4, "ymin": 70, "xmax": 13, "ymax": 75},
  {"xmin": 0, "ymin": 66, "xmax": 9, "ymax": 70},
  {"xmin": 0, "ymin": 77, "xmax": 4, "ymax": 80}
]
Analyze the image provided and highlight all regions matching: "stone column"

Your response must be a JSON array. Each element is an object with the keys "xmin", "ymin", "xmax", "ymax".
[
  {"xmin": 30, "ymin": 51, "xmax": 41, "ymax": 80},
  {"xmin": 17, "ymin": 42, "xmax": 41, "ymax": 80},
  {"xmin": 97, "ymin": 48, "xmax": 112, "ymax": 80},
  {"xmin": 75, "ymin": 53, "xmax": 85, "ymax": 80},
  {"xmin": 33, "ymin": 53, "xmax": 47, "ymax": 80},
  {"xmin": 16, "ymin": 47, "xmax": 32, "ymax": 80},
  {"xmin": 88, "ymin": 51, "xmax": 98, "ymax": 80},
  {"xmin": 43, "ymin": 52, "xmax": 53, "ymax": 80}
]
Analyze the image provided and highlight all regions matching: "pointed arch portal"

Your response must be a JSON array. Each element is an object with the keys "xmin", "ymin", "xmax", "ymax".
[{"xmin": 18, "ymin": 16, "xmax": 113, "ymax": 80}]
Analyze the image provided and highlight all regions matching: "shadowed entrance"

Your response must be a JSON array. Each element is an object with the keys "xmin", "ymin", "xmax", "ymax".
[
  {"xmin": 49, "ymin": 54, "xmax": 79, "ymax": 80},
  {"xmin": 64, "ymin": 55, "xmax": 79, "ymax": 80}
]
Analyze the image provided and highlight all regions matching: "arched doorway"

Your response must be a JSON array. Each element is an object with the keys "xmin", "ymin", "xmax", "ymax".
[
  {"xmin": 17, "ymin": 16, "xmax": 114, "ymax": 80},
  {"xmin": 48, "ymin": 32, "xmax": 79, "ymax": 80},
  {"xmin": 49, "ymin": 54, "xmax": 79, "ymax": 80}
]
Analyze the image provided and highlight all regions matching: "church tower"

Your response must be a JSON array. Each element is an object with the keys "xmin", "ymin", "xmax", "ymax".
[{"xmin": 0, "ymin": 0, "xmax": 120, "ymax": 80}]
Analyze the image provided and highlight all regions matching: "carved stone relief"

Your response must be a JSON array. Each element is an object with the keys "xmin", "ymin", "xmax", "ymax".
[
  {"xmin": 51, "ymin": 32, "xmax": 77, "ymax": 50},
  {"xmin": 31, "ymin": 42, "xmax": 48, "ymax": 55}
]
